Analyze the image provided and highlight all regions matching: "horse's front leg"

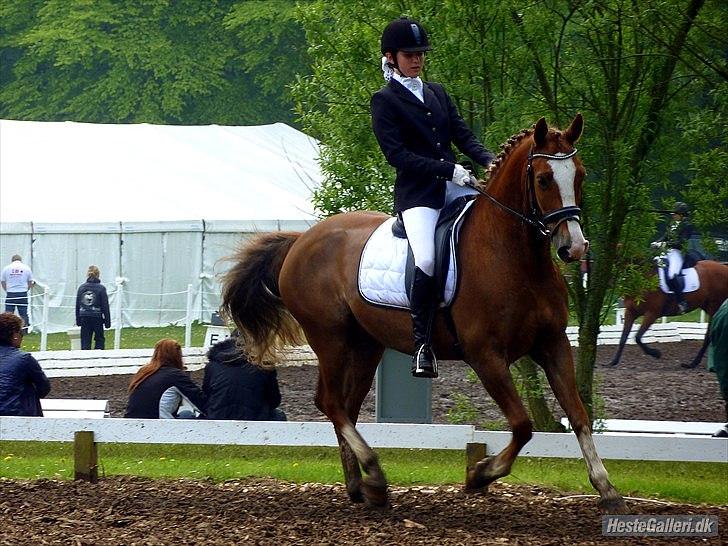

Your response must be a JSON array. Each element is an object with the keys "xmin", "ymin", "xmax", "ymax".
[
  {"xmin": 635, "ymin": 311, "xmax": 661, "ymax": 359},
  {"xmin": 535, "ymin": 335, "xmax": 628, "ymax": 514},
  {"xmin": 607, "ymin": 306, "xmax": 639, "ymax": 367},
  {"xmin": 682, "ymin": 321, "xmax": 710, "ymax": 369},
  {"xmin": 465, "ymin": 352, "xmax": 533, "ymax": 492}
]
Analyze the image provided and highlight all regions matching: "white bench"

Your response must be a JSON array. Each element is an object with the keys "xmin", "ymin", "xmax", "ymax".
[
  {"xmin": 40, "ymin": 398, "xmax": 110, "ymax": 419},
  {"xmin": 561, "ymin": 418, "xmax": 723, "ymax": 436}
]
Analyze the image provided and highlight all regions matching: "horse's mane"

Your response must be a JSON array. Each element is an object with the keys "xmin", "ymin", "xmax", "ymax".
[{"xmin": 482, "ymin": 126, "xmax": 535, "ymax": 188}]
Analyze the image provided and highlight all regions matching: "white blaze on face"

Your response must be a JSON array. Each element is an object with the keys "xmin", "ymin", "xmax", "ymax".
[{"xmin": 547, "ymin": 155, "xmax": 587, "ymax": 257}]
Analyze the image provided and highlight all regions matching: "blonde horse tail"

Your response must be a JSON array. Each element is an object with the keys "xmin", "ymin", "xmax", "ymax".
[{"xmin": 220, "ymin": 232, "xmax": 304, "ymax": 366}]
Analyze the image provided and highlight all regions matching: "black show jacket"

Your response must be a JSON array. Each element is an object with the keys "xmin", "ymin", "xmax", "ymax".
[{"xmin": 371, "ymin": 79, "xmax": 494, "ymax": 212}]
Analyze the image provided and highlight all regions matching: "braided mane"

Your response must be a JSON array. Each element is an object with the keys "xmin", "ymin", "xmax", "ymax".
[{"xmin": 481, "ymin": 126, "xmax": 535, "ymax": 188}]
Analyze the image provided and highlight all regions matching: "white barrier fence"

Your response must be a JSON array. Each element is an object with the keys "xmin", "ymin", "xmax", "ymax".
[
  {"xmin": 34, "ymin": 346, "xmax": 317, "ymax": 377},
  {"xmin": 20, "ymin": 281, "xmax": 220, "ymax": 352},
  {"xmin": 1, "ymin": 418, "xmax": 725, "ymax": 464}
]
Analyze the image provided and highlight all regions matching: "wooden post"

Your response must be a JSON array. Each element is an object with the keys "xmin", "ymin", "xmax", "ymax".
[
  {"xmin": 74, "ymin": 431, "xmax": 98, "ymax": 483},
  {"xmin": 465, "ymin": 442, "xmax": 486, "ymax": 479}
]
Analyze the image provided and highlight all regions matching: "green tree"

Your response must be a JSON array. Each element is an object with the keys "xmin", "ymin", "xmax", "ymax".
[{"xmin": 0, "ymin": 0, "xmax": 309, "ymax": 125}]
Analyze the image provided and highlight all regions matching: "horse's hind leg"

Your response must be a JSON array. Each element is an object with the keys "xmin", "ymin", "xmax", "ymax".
[
  {"xmin": 309, "ymin": 328, "xmax": 385, "ymax": 506},
  {"xmin": 465, "ymin": 353, "xmax": 533, "ymax": 492},
  {"xmin": 535, "ymin": 336, "xmax": 628, "ymax": 514}
]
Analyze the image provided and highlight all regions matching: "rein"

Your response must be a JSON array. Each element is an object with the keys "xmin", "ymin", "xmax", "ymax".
[{"xmin": 464, "ymin": 147, "xmax": 581, "ymax": 239}]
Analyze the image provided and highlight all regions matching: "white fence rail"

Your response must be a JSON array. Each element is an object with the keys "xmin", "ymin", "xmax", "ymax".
[
  {"xmin": 1, "ymin": 418, "xmax": 725, "ymax": 463},
  {"xmin": 33, "ymin": 346, "xmax": 316, "ymax": 377}
]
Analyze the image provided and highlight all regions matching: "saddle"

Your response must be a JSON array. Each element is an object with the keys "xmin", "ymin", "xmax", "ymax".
[{"xmin": 392, "ymin": 195, "xmax": 475, "ymax": 303}]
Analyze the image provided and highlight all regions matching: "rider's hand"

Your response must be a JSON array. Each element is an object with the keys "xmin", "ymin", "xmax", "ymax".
[{"xmin": 452, "ymin": 164, "xmax": 472, "ymax": 187}]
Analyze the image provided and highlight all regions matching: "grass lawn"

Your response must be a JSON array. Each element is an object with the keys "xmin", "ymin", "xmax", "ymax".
[
  {"xmin": 1, "ymin": 442, "xmax": 726, "ymax": 505},
  {"xmin": 22, "ymin": 323, "xmax": 209, "ymax": 352}
]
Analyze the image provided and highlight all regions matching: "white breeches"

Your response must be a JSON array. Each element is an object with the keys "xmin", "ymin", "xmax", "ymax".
[
  {"xmin": 401, "ymin": 180, "xmax": 479, "ymax": 276},
  {"xmin": 667, "ymin": 248, "xmax": 683, "ymax": 279}
]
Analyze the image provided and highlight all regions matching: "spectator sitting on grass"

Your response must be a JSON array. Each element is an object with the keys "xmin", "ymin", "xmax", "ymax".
[
  {"xmin": 125, "ymin": 338, "xmax": 206, "ymax": 419},
  {"xmin": 202, "ymin": 331, "xmax": 286, "ymax": 421},
  {"xmin": 0, "ymin": 312, "xmax": 50, "ymax": 416}
]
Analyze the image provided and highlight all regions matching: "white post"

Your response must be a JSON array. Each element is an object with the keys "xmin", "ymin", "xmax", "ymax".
[
  {"xmin": 615, "ymin": 307, "xmax": 624, "ymax": 326},
  {"xmin": 114, "ymin": 278, "xmax": 125, "ymax": 350},
  {"xmin": 40, "ymin": 287, "xmax": 49, "ymax": 351},
  {"xmin": 184, "ymin": 283, "xmax": 193, "ymax": 348},
  {"xmin": 700, "ymin": 310, "xmax": 706, "ymax": 323}
]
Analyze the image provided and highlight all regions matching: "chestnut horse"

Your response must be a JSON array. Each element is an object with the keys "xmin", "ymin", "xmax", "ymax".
[
  {"xmin": 222, "ymin": 114, "xmax": 627, "ymax": 514},
  {"xmin": 608, "ymin": 260, "xmax": 728, "ymax": 368}
]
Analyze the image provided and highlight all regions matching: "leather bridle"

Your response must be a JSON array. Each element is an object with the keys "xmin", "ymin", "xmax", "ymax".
[{"xmin": 465, "ymin": 147, "xmax": 582, "ymax": 240}]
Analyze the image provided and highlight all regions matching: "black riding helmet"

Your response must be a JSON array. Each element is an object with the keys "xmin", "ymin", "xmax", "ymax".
[
  {"xmin": 381, "ymin": 17, "xmax": 432, "ymax": 56},
  {"xmin": 673, "ymin": 202, "xmax": 690, "ymax": 215}
]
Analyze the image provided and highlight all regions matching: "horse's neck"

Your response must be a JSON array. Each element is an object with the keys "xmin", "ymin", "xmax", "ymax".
[
  {"xmin": 486, "ymin": 145, "xmax": 530, "ymax": 212},
  {"xmin": 470, "ymin": 144, "xmax": 552, "ymax": 266}
]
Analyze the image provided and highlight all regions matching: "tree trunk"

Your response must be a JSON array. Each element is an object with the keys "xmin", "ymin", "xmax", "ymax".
[{"xmin": 514, "ymin": 357, "xmax": 565, "ymax": 431}]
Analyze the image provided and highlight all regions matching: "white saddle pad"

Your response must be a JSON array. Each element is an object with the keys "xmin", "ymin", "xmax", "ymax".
[
  {"xmin": 657, "ymin": 267, "xmax": 700, "ymax": 294},
  {"xmin": 358, "ymin": 202, "xmax": 474, "ymax": 309}
]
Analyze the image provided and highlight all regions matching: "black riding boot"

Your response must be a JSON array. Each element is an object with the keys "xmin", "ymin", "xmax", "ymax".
[
  {"xmin": 410, "ymin": 267, "xmax": 438, "ymax": 378},
  {"xmin": 673, "ymin": 274, "xmax": 688, "ymax": 313}
]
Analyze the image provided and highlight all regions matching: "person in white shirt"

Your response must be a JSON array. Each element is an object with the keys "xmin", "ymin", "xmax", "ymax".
[{"xmin": 1, "ymin": 255, "xmax": 35, "ymax": 331}]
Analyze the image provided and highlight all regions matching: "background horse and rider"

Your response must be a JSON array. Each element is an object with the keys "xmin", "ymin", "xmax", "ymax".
[
  {"xmin": 222, "ymin": 114, "xmax": 629, "ymax": 514},
  {"xmin": 608, "ymin": 258, "xmax": 728, "ymax": 369}
]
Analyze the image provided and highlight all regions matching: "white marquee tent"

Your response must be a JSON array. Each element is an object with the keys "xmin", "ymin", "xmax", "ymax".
[{"xmin": 0, "ymin": 120, "xmax": 322, "ymax": 334}]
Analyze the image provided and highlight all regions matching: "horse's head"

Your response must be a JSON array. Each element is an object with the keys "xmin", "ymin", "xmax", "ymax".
[{"xmin": 529, "ymin": 113, "xmax": 588, "ymax": 262}]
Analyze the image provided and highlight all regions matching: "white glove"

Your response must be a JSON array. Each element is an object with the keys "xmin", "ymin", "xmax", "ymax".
[{"xmin": 452, "ymin": 164, "xmax": 471, "ymax": 187}]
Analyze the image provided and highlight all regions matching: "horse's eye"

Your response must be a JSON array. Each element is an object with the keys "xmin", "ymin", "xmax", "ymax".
[{"xmin": 537, "ymin": 174, "xmax": 550, "ymax": 188}]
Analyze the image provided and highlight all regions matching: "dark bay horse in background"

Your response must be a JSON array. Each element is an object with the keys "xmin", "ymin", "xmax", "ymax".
[
  {"xmin": 222, "ymin": 114, "xmax": 628, "ymax": 514},
  {"xmin": 608, "ymin": 260, "xmax": 728, "ymax": 368}
]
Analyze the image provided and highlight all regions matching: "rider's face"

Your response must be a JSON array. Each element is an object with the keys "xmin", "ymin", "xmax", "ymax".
[{"xmin": 390, "ymin": 51, "xmax": 425, "ymax": 78}]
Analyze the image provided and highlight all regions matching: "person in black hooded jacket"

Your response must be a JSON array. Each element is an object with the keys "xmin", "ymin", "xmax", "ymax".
[
  {"xmin": 75, "ymin": 265, "xmax": 111, "ymax": 350},
  {"xmin": 202, "ymin": 334, "xmax": 286, "ymax": 421}
]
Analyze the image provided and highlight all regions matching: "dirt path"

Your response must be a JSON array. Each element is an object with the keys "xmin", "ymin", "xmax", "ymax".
[{"xmin": 1, "ymin": 477, "xmax": 725, "ymax": 545}]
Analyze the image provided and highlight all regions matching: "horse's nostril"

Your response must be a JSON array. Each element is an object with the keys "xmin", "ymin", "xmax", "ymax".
[{"xmin": 558, "ymin": 247, "xmax": 570, "ymax": 262}]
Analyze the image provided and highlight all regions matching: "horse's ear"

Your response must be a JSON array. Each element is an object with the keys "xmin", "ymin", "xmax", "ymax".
[
  {"xmin": 564, "ymin": 113, "xmax": 583, "ymax": 144},
  {"xmin": 534, "ymin": 117, "xmax": 548, "ymax": 147}
]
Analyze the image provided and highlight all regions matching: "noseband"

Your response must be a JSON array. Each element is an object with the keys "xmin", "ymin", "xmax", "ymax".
[{"xmin": 468, "ymin": 147, "xmax": 581, "ymax": 239}]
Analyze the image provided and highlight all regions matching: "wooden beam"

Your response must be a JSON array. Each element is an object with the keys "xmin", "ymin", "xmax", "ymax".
[{"xmin": 74, "ymin": 430, "xmax": 98, "ymax": 483}]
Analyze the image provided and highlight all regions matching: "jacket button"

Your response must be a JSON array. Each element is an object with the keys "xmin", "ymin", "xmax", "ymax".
[
  {"xmin": 426, "ymin": 112, "xmax": 432, "ymax": 116},
  {"xmin": 436, "ymin": 142, "xmax": 441, "ymax": 148},
  {"xmin": 431, "ymin": 127, "xmax": 436, "ymax": 132}
]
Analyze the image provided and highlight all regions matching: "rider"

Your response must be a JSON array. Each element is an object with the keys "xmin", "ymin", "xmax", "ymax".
[
  {"xmin": 653, "ymin": 202, "xmax": 695, "ymax": 313},
  {"xmin": 371, "ymin": 16, "xmax": 495, "ymax": 378}
]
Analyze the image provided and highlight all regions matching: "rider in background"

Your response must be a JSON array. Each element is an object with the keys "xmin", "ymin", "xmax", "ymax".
[
  {"xmin": 652, "ymin": 202, "xmax": 695, "ymax": 313},
  {"xmin": 371, "ymin": 16, "xmax": 494, "ymax": 378}
]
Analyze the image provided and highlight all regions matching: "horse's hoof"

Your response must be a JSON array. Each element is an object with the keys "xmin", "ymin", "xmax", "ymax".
[
  {"xmin": 647, "ymin": 349, "xmax": 661, "ymax": 359},
  {"xmin": 465, "ymin": 458, "xmax": 498, "ymax": 493},
  {"xmin": 598, "ymin": 496, "xmax": 629, "ymax": 515},
  {"xmin": 605, "ymin": 359, "xmax": 619, "ymax": 367},
  {"xmin": 361, "ymin": 477, "xmax": 388, "ymax": 508},
  {"xmin": 681, "ymin": 361, "xmax": 699, "ymax": 369},
  {"xmin": 347, "ymin": 482, "xmax": 365, "ymax": 504}
]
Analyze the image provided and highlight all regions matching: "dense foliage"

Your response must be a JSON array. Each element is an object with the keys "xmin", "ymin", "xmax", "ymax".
[{"xmin": 0, "ymin": 0, "xmax": 309, "ymax": 125}]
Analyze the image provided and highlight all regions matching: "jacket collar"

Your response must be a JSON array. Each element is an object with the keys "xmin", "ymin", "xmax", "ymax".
[{"xmin": 389, "ymin": 79, "xmax": 435, "ymax": 110}]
